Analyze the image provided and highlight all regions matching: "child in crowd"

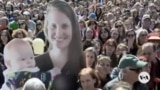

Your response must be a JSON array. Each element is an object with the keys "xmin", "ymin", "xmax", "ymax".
[{"xmin": 1, "ymin": 39, "xmax": 53, "ymax": 90}]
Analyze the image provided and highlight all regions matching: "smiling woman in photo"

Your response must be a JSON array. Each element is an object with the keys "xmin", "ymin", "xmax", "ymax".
[{"xmin": 35, "ymin": 1, "xmax": 85, "ymax": 90}]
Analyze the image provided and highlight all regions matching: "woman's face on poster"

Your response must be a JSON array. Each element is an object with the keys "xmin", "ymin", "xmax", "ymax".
[{"xmin": 47, "ymin": 8, "xmax": 72, "ymax": 50}]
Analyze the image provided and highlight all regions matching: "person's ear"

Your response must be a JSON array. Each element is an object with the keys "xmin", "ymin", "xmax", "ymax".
[{"xmin": 4, "ymin": 60, "xmax": 11, "ymax": 68}]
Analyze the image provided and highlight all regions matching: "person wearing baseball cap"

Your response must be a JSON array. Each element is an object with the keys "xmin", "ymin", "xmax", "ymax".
[{"xmin": 103, "ymin": 54, "xmax": 148, "ymax": 90}]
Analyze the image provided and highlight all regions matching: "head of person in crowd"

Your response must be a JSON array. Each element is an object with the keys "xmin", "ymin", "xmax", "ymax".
[
  {"xmin": 23, "ymin": 11, "xmax": 31, "ymax": 21},
  {"xmin": 149, "ymin": 10, "xmax": 158, "ymax": 20},
  {"xmin": 84, "ymin": 27, "xmax": 94, "ymax": 41},
  {"xmin": 124, "ymin": 17, "xmax": 135, "ymax": 30},
  {"xmin": 95, "ymin": 56, "xmax": 111, "ymax": 84},
  {"xmin": 113, "ymin": 20, "xmax": 126, "ymax": 40},
  {"xmin": 22, "ymin": 78, "xmax": 46, "ymax": 90},
  {"xmin": 154, "ymin": 27, "xmax": 160, "ymax": 34},
  {"xmin": 79, "ymin": 20, "xmax": 87, "ymax": 30},
  {"xmin": 131, "ymin": 9, "xmax": 138, "ymax": 20},
  {"xmin": 3, "ymin": 39, "xmax": 35, "ymax": 72},
  {"xmin": 87, "ymin": 20, "xmax": 98, "ymax": 30},
  {"xmin": 141, "ymin": 42, "xmax": 157, "ymax": 62},
  {"xmin": 12, "ymin": 29, "xmax": 28, "ymax": 39},
  {"xmin": 122, "ymin": 9, "xmax": 131, "ymax": 20},
  {"xmin": 110, "ymin": 81, "xmax": 132, "ymax": 90},
  {"xmin": 138, "ymin": 7, "xmax": 145, "ymax": 19},
  {"xmin": 0, "ymin": 16, "xmax": 9, "ymax": 30},
  {"xmin": 0, "ymin": 11, "xmax": 5, "ymax": 18},
  {"xmin": 98, "ymin": 27, "xmax": 110, "ymax": 44},
  {"xmin": 138, "ymin": 55, "xmax": 151, "ymax": 73},
  {"xmin": 116, "ymin": 43, "xmax": 128, "ymax": 59},
  {"xmin": 136, "ymin": 29, "xmax": 148, "ymax": 47},
  {"xmin": 18, "ymin": 20, "xmax": 28, "ymax": 31},
  {"xmin": 141, "ymin": 14, "xmax": 151, "ymax": 30},
  {"xmin": 88, "ymin": 13, "xmax": 97, "ymax": 21},
  {"xmin": 0, "ymin": 30, "xmax": 12, "ymax": 46},
  {"xmin": 104, "ymin": 21, "xmax": 111, "ymax": 31},
  {"xmin": 35, "ymin": 20, "xmax": 43, "ymax": 35},
  {"xmin": 110, "ymin": 28, "xmax": 120, "ymax": 43},
  {"xmin": 78, "ymin": 67, "xmax": 100, "ymax": 90},
  {"xmin": 118, "ymin": 54, "xmax": 147, "ymax": 85},
  {"xmin": 106, "ymin": 12, "xmax": 115, "ymax": 22},
  {"xmin": 103, "ymin": 38, "xmax": 117, "ymax": 57},
  {"xmin": 92, "ymin": 39, "xmax": 102, "ymax": 55},
  {"xmin": 83, "ymin": 40, "xmax": 94, "ymax": 51},
  {"xmin": 148, "ymin": 3, "xmax": 156, "ymax": 11},
  {"xmin": 5, "ymin": 1, "xmax": 13, "ymax": 12},
  {"xmin": 84, "ymin": 47, "xmax": 97, "ymax": 68},
  {"xmin": 12, "ymin": 10, "xmax": 20, "ymax": 22},
  {"xmin": 147, "ymin": 32, "xmax": 160, "ymax": 48},
  {"xmin": 125, "ymin": 29, "xmax": 137, "ymax": 54}
]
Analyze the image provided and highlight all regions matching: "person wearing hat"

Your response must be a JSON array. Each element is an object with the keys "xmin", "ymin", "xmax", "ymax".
[
  {"xmin": 23, "ymin": 11, "xmax": 36, "ymax": 31},
  {"xmin": 103, "ymin": 54, "xmax": 148, "ymax": 90},
  {"xmin": 137, "ymin": 14, "xmax": 152, "ymax": 33}
]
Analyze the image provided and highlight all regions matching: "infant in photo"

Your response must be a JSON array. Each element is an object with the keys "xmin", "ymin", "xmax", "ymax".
[{"xmin": 1, "ymin": 39, "xmax": 55, "ymax": 90}]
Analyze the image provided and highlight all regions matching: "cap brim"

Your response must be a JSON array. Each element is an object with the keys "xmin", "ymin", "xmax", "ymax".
[{"xmin": 136, "ymin": 61, "xmax": 147, "ymax": 68}]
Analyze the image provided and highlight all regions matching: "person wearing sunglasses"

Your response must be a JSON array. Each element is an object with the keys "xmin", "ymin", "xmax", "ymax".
[{"xmin": 103, "ymin": 54, "xmax": 148, "ymax": 90}]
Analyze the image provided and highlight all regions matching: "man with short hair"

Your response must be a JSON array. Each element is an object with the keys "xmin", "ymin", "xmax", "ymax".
[
  {"xmin": 103, "ymin": 54, "xmax": 148, "ymax": 90},
  {"xmin": 136, "ymin": 14, "xmax": 152, "ymax": 33}
]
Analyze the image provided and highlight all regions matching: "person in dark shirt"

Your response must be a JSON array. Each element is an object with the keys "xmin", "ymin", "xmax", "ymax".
[{"xmin": 35, "ymin": 1, "xmax": 85, "ymax": 90}]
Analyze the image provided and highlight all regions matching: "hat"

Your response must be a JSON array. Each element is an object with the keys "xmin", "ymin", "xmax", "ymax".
[
  {"xmin": 23, "ymin": 11, "xmax": 30, "ymax": 15},
  {"xmin": 88, "ymin": 13, "xmax": 97, "ymax": 20},
  {"xmin": 148, "ymin": 33, "xmax": 160, "ymax": 41},
  {"xmin": 142, "ymin": 14, "xmax": 150, "ymax": 21},
  {"xmin": 118, "ymin": 54, "xmax": 147, "ymax": 69}
]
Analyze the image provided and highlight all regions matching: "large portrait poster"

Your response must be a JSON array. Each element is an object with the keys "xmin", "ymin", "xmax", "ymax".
[{"xmin": 1, "ymin": 0, "xmax": 85, "ymax": 90}]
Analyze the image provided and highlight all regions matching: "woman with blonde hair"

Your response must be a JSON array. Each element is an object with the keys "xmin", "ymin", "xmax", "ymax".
[
  {"xmin": 113, "ymin": 20, "xmax": 127, "ymax": 42},
  {"xmin": 12, "ymin": 29, "xmax": 28, "ymax": 39}
]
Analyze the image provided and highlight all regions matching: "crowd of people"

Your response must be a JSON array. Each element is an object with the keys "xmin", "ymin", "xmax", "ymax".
[{"xmin": 0, "ymin": 0, "xmax": 160, "ymax": 90}]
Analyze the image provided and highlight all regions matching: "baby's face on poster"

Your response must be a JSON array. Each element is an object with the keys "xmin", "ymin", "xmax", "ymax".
[
  {"xmin": 46, "ymin": 8, "xmax": 72, "ymax": 50},
  {"xmin": 10, "ymin": 45, "xmax": 35, "ymax": 71}
]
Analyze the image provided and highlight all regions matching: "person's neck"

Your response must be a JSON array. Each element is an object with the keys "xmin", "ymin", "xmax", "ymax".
[
  {"xmin": 50, "ymin": 47, "xmax": 68, "ymax": 69},
  {"xmin": 126, "ymin": 75, "xmax": 138, "ymax": 85},
  {"xmin": 99, "ymin": 74, "xmax": 107, "ymax": 81},
  {"xmin": 84, "ymin": 87, "xmax": 97, "ymax": 90}
]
